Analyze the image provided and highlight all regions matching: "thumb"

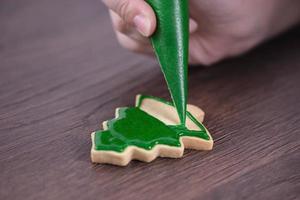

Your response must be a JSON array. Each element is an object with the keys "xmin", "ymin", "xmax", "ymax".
[{"xmin": 102, "ymin": 0, "xmax": 156, "ymax": 37}]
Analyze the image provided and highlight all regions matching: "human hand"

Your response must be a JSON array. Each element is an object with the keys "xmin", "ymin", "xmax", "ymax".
[{"xmin": 103, "ymin": 0, "xmax": 300, "ymax": 65}]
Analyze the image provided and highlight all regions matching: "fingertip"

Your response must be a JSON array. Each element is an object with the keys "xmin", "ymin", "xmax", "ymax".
[
  {"xmin": 133, "ymin": 15, "xmax": 151, "ymax": 37},
  {"xmin": 133, "ymin": 2, "xmax": 156, "ymax": 37},
  {"xmin": 143, "ymin": 3, "xmax": 157, "ymax": 36}
]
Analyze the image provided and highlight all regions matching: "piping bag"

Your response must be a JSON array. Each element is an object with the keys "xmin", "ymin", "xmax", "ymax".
[{"xmin": 146, "ymin": 0, "xmax": 189, "ymax": 125}]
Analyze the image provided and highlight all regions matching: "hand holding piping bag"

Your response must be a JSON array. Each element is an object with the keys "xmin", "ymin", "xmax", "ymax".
[{"xmin": 103, "ymin": 0, "xmax": 300, "ymax": 65}]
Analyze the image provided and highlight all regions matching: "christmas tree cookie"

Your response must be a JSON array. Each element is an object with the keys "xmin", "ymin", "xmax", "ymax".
[{"xmin": 91, "ymin": 95, "xmax": 213, "ymax": 166}]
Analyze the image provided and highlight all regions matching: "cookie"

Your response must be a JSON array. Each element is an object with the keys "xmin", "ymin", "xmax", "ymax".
[{"xmin": 91, "ymin": 95, "xmax": 213, "ymax": 166}]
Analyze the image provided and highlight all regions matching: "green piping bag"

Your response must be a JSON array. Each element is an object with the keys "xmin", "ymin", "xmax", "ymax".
[{"xmin": 146, "ymin": 0, "xmax": 189, "ymax": 125}]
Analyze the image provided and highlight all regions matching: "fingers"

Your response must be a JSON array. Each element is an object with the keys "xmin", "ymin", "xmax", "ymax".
[
  {"xmin": 109, "ymin": 10, "xmax": 151, "ymax": 44},
  {"xmin": 103, "ymin": 0, "xmax": 203, "ymax": 61},
  {"xmin": 188, "ymin": 34, "xmax": 226, "ymax": 66},
  {"xmin": 115, "ymin": 31, "xmax": 154, "ymax": 54},
  {"xmin": 109, "ymin": 10, "xmax": 153, "ymax": 54},
  {"xmin": 103, "ymin": 0, "xmax": 156, "ymax": 55},
  {"xmin": 103, "ymin": 0, "xmax": 156, "ymax": 37}
]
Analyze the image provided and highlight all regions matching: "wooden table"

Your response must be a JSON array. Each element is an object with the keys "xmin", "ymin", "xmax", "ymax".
[{"xmin": 1, "ymin": 1, "xmax": 299, "ymax": 199}]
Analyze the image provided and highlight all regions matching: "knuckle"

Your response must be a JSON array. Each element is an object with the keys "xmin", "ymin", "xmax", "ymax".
[
  {"xmin": 192, "ymin": 47, "xmax": 225, "ymax": 66},
  {"xmin": 200, "ymin": 42, "xmax": 227, "ymax": 66},
  {"xmin": 114, "ymin": 19, "xmax": 128, "ymax": 33},
  {"xmin": 116, "ymin": 0, "xmax": 131, "ymax": 21},
  {"xmin": 109, "ymin": 10, "xmax": 129, "ymax": 34}
]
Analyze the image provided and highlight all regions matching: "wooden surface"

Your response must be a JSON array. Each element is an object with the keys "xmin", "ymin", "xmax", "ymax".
[{"xmin": 0, "ymin": 1, "xmax": 300, "ymax": 199}]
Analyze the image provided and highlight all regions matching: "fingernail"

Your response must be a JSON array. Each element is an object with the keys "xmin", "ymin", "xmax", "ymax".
[{"xmin": 133, "ymin": 15, "xmax": 151, "ymax": 37}]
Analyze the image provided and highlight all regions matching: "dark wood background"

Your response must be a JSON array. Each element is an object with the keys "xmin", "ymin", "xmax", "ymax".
[{"xmin": 0, "ymin": 0, "xmax": 299, "ymax": 199}]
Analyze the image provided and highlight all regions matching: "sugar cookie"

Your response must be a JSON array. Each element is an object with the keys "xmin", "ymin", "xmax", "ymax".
[{"xmin": 91, "ymin": 95, "xmax": 213, "ymax": 166}]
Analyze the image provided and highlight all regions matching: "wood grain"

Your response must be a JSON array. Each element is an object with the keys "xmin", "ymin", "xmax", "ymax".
[{"xmin": 0, "ymin": 0, "xmax": 299, "ymax": 199}]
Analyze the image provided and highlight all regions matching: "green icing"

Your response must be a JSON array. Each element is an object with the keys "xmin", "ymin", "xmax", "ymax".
[
  {"xmin": 94, "ymin": 96, "xmax": 210, "ymax": 153},
  {"xmin": 147, "ymin": 0, "xmax": 189, "ymax": 125}
]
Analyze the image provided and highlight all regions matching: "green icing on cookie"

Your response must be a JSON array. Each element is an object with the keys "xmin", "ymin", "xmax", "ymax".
[{"xmin": 94, "ymin": 96, "xmax": 210, "ymax": 153}]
